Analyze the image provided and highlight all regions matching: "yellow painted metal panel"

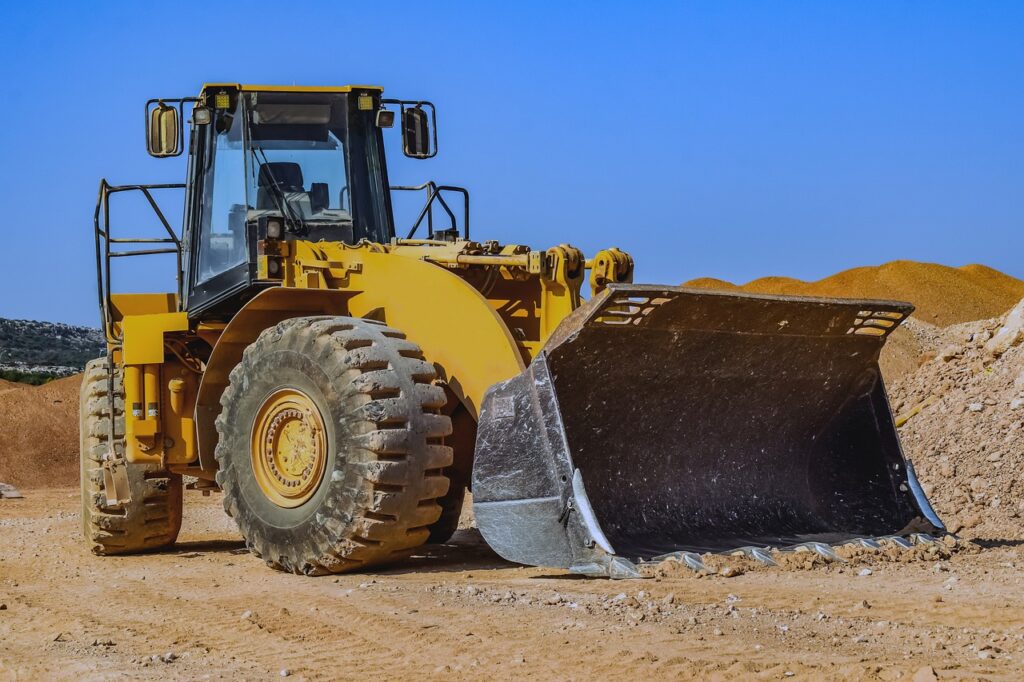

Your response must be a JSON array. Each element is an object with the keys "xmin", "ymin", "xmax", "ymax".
[
  {"xmin": 341, "ymin": 249, "xmax": 526, "ymax": 415},
  {"xmin": 201, "ymin": 83, "xmax": 383, "ymax": 94},
  {"xmin": 110, "ymin": 293, "xmax": 178, "ymax": 318},
  {"xmin": 121, "ymin": 312, "xmax": 188, "ymax": 365}
]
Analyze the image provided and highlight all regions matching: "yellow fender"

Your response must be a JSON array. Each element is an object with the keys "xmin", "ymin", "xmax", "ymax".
[
  {"xmin": 346, "ymin": 250, "xmax": 526, "ymax": 413},
  {"xmin": 194, "ymin": 253, "xmax": 525, "ymax": 470}
]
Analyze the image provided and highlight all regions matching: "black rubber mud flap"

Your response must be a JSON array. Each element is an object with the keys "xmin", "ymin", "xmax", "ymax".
[{"xmin": 472, "ymin": 285, "xmax": 945, "ymax": 577}]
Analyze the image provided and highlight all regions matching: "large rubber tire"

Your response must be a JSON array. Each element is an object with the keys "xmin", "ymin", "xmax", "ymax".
[
  {"xmin": 426, "ymin": 404, "xmax": 475, "ymax": 543},
  {"xmin": 214, "ymin": 317, "xmax": 453, "ymax": 575},
  {"xmin": 80, "ymin": 357, "xmax": 183, "ymax": 554}
]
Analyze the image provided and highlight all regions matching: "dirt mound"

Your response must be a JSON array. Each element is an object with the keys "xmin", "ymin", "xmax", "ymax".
[
  {"xmin": 685, "ymin": 261, "xmax": 1024, "ymax": 327},
  {"xmin": 0, "ymin": 378, "xmax": 29, "ymax": 396},
  {"xmin": 888, "ymin": 298, "xmax": 1024, "ymax": 541},
  {"xmin": 0, "ymin": 374, "xmax": 82, "ymax": 488}
]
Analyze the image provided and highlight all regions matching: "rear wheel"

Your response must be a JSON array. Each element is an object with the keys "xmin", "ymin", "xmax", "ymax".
[
  {"xmin": 214, "ymin": 316, "xmax": 453, "ymax": 575},
  {"xmin": 79, "ymin": 357, "xmax": 183, "ymax": 554}
]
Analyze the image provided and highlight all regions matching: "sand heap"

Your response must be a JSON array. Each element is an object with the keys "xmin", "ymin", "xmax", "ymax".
[
  {"xmin": 685, "ymin": 261, "xmax": 1024, "ymax": 327},
  {"xmin": 0, "ymin": 375, "xmax": 81, "ymax": 488},
  {"xmin": 888, "ymin": 298, "xmax": 1024, "ymax": 541}
]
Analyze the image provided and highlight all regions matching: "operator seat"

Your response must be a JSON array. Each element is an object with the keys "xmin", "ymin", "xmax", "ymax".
[{"xmin": 257, "ymin": 162, "xmax": 305, "ymax": 209}]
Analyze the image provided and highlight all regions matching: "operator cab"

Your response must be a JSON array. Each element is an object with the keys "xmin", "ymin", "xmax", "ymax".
[
  {"xmin": 178, "ymin": 86, "xmax": 396, "ymax": 317},
  {"xmin": 95, "ymin": 84, "xmax": 446, "ymax": 335}
]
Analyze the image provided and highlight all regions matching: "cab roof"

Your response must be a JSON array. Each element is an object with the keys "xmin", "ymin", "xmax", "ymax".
[{"xmin": 201, "ymin": 83, "xmax": 384, "ymax": 94}]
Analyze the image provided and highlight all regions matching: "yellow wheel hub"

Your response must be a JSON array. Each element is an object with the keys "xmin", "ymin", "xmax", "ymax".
[{"xmin": 251, "ymin": 388, "xmax": 328, "ymax": 508}]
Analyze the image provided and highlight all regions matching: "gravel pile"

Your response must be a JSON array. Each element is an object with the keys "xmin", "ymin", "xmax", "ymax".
[{"xmin": 889, "ymin": 298, "xmax": 1024, "ymax": 540}]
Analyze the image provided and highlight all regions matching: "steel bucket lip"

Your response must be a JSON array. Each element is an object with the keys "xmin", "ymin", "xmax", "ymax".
[
  {"xmin": 603, "ymin": 282, "xmax": 915, "ymax": 312},
  {"xmin": 543, "ymin": 283, "xmax": 916, "ymax": 349}
]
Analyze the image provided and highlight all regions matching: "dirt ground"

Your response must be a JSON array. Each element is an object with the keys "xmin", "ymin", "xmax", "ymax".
[{"xmin": 1, "ymin": 490, "xmax": 1022, "ymax": 681}]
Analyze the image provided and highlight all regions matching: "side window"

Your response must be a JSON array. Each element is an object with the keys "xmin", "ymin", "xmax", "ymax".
[{"xmin": 196, "ymin": 117, "xmax": 247, "ymax": 283}]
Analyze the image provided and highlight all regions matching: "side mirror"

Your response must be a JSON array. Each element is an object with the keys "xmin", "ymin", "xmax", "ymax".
[
  {"xmin": 402, "ymin": 105, "xmax": 436, "ymax": 159},
  {"xmin": 147, "ymin": 102, "xmax": 181, "ymax": 157}
]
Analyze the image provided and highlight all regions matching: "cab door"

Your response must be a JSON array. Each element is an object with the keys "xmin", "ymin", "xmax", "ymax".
[{"xmin": 184, "ymin": 90, "xmax": 264, "ymax": 318}]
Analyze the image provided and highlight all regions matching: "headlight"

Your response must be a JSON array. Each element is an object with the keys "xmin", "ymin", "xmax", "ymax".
[
  {"xmin": 191, "ymin": 107, "xmax": 212, "ymax": 126},
  {"xmin": 264, "ymin": 216, "xmax": 283, "ymax": 239},
  {"xmin": 376, "ymin": 108, "xmax": 395, "ymax": 128}
]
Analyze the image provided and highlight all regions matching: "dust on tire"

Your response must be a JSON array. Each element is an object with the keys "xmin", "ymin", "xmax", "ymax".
[{"xmin": 214, "ymin": 316, "xmax": 453, "ymax": 575}]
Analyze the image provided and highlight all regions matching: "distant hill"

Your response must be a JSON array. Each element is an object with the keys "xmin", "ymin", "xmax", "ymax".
[
  {"xmin": 0, "ymin": 318, "xmax": 104, "ymax": 380},
  {"xmin": 685, "ymin": 261, "xmax": 1024, "ymax": 327}
]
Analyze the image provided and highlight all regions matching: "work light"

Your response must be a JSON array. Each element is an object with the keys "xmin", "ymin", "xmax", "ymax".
[
  {"xmin": 376, "ymin": 108, "xmax": 395, "ymax": 128},
  {"xmin": 261, "ymin": 216, "xmax": 284, "ymax": 240}
]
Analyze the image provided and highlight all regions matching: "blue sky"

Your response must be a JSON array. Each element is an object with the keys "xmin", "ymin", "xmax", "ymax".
[{"xmin": 1, "ymin": 1, "xmax": 1021, "ymax": 326}]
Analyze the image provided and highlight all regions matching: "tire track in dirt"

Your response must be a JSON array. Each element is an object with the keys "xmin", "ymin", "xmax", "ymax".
[{"xmin": 2, "ymin": 489, "xmax": 1022, "ymax": 680}]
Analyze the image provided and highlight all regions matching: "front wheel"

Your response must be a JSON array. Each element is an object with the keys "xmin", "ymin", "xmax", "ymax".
[{"xmin": 214, "ymin": 316, "xmax": 453, "ymax": 575}]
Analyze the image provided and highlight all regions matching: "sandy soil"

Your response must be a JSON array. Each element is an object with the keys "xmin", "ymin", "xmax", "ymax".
[
  {"xmin": 1, "ymin": 489, "xmax": 1022, "ymax": 681},
  {"xmin": 685, "ymin": 261, "xmax": 1024, "ymax": 327},
  {"xmin": 0, "ymin": 375, "xmax": 80, "ymax": 488}
]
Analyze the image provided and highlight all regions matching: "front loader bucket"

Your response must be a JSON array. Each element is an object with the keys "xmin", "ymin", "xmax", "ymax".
[{"xmin": 472, "ymin": 285, "xmax": 944, "ymax": 577}]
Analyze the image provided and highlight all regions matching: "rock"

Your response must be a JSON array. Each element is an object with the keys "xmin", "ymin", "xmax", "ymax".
[
  {"xmin": 465, "ymin": 585, "xmax": 480, "ymax": 596},
  {"xmin": 718, "ymin": 566, "xmax": 742, "ymax": 578},
  {"xmin": 912, "ymin": 666, "xmax": 939, "ymax": 682},
  {"xmin": 0, "ymin": 483, "xmax": 24, "ymax": 499},
  {"xmin": 987, "ymin": 452, "xmax": 1002, "ymax": 462},
  {"xmin": 280, "ymin": 670, "xmax": 291, "ymax": 677},
  {"xmin": 858, "ymin": 568, "xmax": 873, "ymax": 577},
  {"xmin": 984, "ymin": 298, "xmax": 1024, "ymax": 357},
  {"xmin": 240, "ymin": 610, "xmax": 253, "ymax": 620},
  {"xmin": 968, "ymin": 402, "xmax": 984, "ymax": 413},
  {"xmin": 960, "ymin": 514, "xmax": 981, "ymax": 528},
  {"xmin": 661, "ymin": 592, "xmax": 676, "ymax": 605},
  {"xmin": 1011, "ymin": 398, "xmax": 1024, "ymax": 410},
  {"xmin": 161, "ymin": 652, "xmax": 177, "ymax": 663},
  {"xmin": 938, "ymin": 344, "xmax": 961, "ymax": 361}
]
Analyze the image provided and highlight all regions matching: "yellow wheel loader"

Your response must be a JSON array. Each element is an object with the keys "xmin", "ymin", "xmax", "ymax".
[{"xmin": 83, "ymin": 83, "xmax": 944, "ymax": 577}]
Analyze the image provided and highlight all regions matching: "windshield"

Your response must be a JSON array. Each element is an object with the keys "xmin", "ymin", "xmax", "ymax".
[{"xmin": 243, "ymin": 91, "xmax": 392, "ymax": 244}]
